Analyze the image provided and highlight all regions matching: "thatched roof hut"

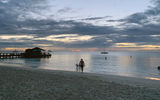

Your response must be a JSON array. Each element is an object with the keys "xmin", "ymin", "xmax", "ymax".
[{"xmin": 23, "ymin": 47, "xmax": 51, "ymax": 58}]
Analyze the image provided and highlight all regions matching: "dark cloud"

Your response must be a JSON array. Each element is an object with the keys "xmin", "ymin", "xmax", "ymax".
[
  {"xmin": 106, "ymin": 19, "xmax": 119, "ymax": 22},
  {"xmin": 109, "ymin": 0, "xmax": 160, "ymax": 45},
  {"xmin": 0, "ymin": 16, "xmax": 117, "ymax": 36},
  {"xmin": 59, "ymin": 36, "xmax": 113, "ymax": 48},
  {"xmin": 121, "ymin": 0, "xmax": 160, "ymax": 25},
  {"xmin": 0, "ymin": 41, "xmax": 32, "ymax": 48},
  {"xmin": 57, "ymin": 7, "xmax": 73, "ymax": 13},
  {"xmin": 120, "ymin": 13, "xmax": 147, "ymax": 24},
  {"xmin": 81, "ymin": 16, "xmax": 111, "ymax": 21}
]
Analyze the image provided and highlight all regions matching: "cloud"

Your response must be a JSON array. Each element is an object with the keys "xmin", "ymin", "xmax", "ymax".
[
  {"xmin": 0, "ymin": 35, "xmax": 34, "ymax": 40},
  {"xmin": 81, "ymin": 16, "xmax": 111, "ymax": 21},
  {"xmin": 120, "ymin": 0, "xmax": 160, "ymax": 26},
  {"xmin": 120, "ymin": 13, "xmax": 147, "ymax": 24},
  {"xmin": 57, "ymin": 7, "xmax": 73, "ymax": 13},
  {"xmin": 109, "ymin": 0, "xmax": 160, "ymax": 46},
  {"xmin": 35, "ymin": 34, "xmax": 96, "ymax": 43},
  {"xmin": 1, "ymin": 0, "xmax": 160, "ymax": 50},
  {"xmin": 0, "ymin": 0, "xmax": 9, "ymax": 3}
]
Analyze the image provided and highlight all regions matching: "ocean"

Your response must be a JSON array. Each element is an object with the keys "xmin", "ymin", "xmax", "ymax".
[{"xmin": 0, "ymin": 51, "xmax": 160, "ymax": 79}]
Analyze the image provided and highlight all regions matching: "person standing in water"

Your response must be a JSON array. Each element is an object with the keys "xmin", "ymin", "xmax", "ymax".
[
  {"xmin": 76, "ymin": 64, "xmax": 79, "ymax": 72},
  {"xmin": 79, "ymin": 59, "xmax": 85, "ymax": 72}
]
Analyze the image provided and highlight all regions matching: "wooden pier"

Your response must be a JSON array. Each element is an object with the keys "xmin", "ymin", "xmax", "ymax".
[
  {"xmin": 0, "ymin": 53, "xmax": 22, "ymax": 59},
  {"xmin": 0, "ymin": 47, "xmax": 52, "ymax": 59},
  {"xmin": 0, "ymin": 53, "xmax": 51, "ymax": 59}
]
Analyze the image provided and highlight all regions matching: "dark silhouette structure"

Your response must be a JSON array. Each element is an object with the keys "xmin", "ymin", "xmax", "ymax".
[
  {"xmin": 0, "ymin": 47, "xmax": 51, "ymax": 59},
  {"xmin": 101, "ymin": 51, "xmax": 108, "ymax": 54},
  {"xmin": 76, "ymin": 64, "xmax": 79, "ymax": 72},
  {"xmin": 79, "ymin": 59, "xmax": 85, "ymax": 72},
  {"xmin": 158, "ymin": 66, "xmax": 160, "ymax": 70},
  {"xmin": 22, "ymin": 47, "xmax": 51, "ymax": 58}
]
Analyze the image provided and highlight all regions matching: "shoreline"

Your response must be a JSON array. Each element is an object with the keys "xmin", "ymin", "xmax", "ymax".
[
  {"xmin": 0, "ymin": 65, "xmax": 160, "ymax": 99},
  {"xmin": 1, "ymin": 65, "xmax": 160, "ymax": 88}
]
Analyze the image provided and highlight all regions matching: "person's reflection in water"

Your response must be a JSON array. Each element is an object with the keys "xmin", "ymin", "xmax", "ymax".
[{"xmin": 79, "ymin": 59, "xmax": 85, "ymax": 72}]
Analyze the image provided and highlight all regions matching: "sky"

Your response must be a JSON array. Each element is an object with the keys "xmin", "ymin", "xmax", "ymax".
[{"xmin": 1, "ymin": 0, "xmax": 160, "ymax": 51}]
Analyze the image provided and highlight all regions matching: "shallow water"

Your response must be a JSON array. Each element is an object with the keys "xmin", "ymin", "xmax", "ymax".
[{"xmin": 1, "ymin": 51, "xmax": 160, "ymax": 78}]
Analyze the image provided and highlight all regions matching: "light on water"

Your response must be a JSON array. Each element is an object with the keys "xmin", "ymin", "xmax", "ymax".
[{"xmin": 1, "ymin": 51, "xmax": 160, "ymax": 79}]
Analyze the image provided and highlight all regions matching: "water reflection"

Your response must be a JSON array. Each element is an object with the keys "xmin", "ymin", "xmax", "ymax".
[
  {"xmin": 1, "ymin": 52, "xmax": 160, "ymax": 78},
  {"xmin": 23, "ymin": 58, "xmax": 50, "ymax": 68}
]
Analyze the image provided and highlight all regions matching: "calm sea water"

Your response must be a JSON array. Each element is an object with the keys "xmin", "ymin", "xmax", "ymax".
[{"xmin": 1, "ymin": 51, "xmax": 160, "ymax": 79}]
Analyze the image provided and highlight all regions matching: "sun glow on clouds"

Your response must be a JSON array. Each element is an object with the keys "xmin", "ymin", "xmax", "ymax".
[
  {"xmin": 115, "ymin": 43, "xmax": 160, "ymax": 48},
  {"xmin": 4, "ymin": 48, "xmax": 26, "ymax": 51},
  {"xmin": 72, "ymin": 49, "xmax": 81, "ymax": 52},
  {"xmin": 145, "ymin": 77, "xmax": 160, "ymax": 81},
  {"xmin": 36, "ymin": 34, "xmax": 95, "ymax": 43},
  {"xmin": 33, "ymin": 44, "xmax": 52, "ymax": 47},
  {"xmin": 0, "ymin": 35, "xmax": 34, "ymax": 39},
  {"xmin": 115, "ymin": 43, "xmax": 137, "ymax": 47},
  {"xmin": 112, "ymin": 43, "xmax": 160, "ymax": 51}
]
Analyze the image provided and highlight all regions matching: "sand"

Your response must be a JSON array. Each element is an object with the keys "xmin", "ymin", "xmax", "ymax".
[{"xmin": 0, "ymin": 65, "xmax": 160, "ymax": 100}]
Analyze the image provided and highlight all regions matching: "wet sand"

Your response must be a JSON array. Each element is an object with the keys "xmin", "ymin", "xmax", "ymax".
[{"xmin": 0, "ymin": 65, "xmax": 160, "ymax": 100}]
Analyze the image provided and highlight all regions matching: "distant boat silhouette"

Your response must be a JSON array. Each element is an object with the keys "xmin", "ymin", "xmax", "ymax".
[
  {"xmin": 48, "ymin": 50, "xmax": 52, "ymax": 52},
  {"xmin": 101, "ymin": 51, "xmax": 108, "ymax": 54},
  {"xmin": 101, "ymin": 43, "xmax": 108, "ymax": 54}
]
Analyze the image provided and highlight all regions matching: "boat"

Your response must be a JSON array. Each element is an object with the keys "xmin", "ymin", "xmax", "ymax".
[
  {"xmin": 48, "ymin": 50, "xmax": 52, "ymax": 52},
  {"xmin": 101, "ymin": 51, "xmax": 108, "ymax": 54},
  {"xmin": 100, "ymin": 43, "xmax": 108, "ymax": 54}
]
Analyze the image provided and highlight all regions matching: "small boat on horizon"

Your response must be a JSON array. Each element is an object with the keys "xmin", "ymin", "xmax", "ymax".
[
  {"xmin": 101, "ymin": 42, "xmax": 108, "ymax": 54},
  {"xmin": 48, "ymin": 50, "xmax": 52, "ymax": 52},
  {"xmin": 101, "ymin": 51, "xmax": 108, "ymax": 54}
]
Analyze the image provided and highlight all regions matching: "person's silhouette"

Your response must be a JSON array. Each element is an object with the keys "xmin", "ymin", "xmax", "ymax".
[
  {"xmin": 76, "ymin": 64, "xmax": 79, "ymax": 72},
  {"xmin": 79, "ymin": 59, "xmax": 85, "ymax": 72}
]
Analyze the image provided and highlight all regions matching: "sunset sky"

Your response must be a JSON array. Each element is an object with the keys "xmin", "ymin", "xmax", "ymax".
[{"xmin": 1, "ymin": 0, "xmax": 160, "ymax": 51}]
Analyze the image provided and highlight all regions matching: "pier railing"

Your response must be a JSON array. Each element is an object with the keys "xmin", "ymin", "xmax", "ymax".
[
  {"xmin": 0, "ymin": 53, "xmax": 22, "ymax": 58},
  {"xmin": 0, "ymin": 53, "xmax": 51, "ymax": 59}
]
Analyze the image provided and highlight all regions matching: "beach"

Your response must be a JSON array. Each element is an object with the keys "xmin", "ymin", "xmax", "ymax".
[{"xmin": 0, "ymin": 66, "xmax": 160, "ymax": 100}]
